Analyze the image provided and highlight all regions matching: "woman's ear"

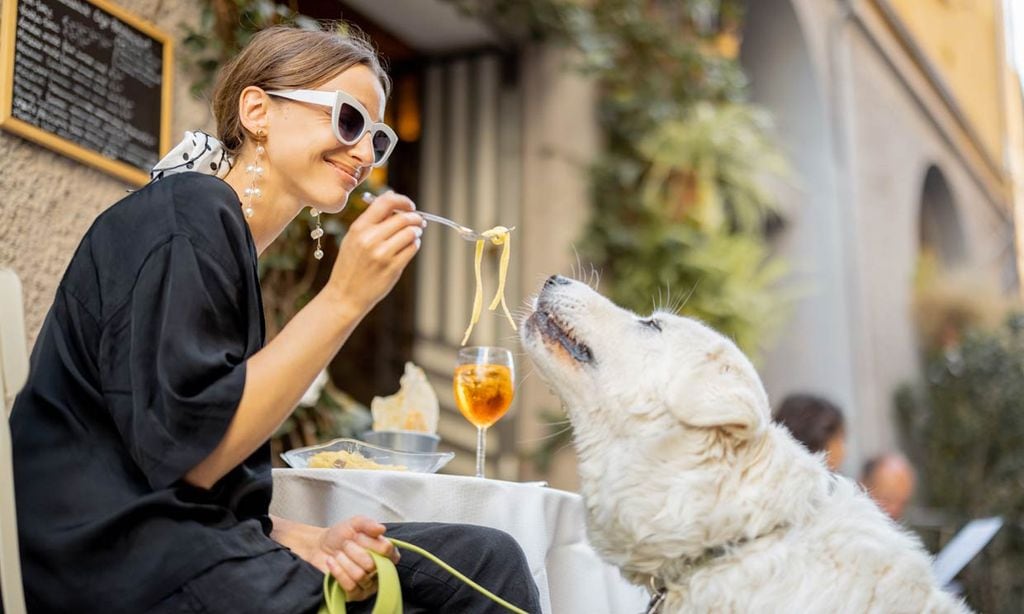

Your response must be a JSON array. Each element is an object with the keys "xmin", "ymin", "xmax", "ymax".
[{"xmin": 237, "ymin": 86, "xmax": 271, "ymax": 138}]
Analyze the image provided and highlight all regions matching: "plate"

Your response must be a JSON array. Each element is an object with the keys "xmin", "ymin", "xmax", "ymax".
[{"xmin": 280, "ymin": 438, "xmax": 454, "ymax": 473}]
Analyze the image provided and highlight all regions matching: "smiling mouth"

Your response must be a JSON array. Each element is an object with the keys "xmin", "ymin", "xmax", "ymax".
[
  {"xmin": 326, "ymin": 160, "xmax": 359, "ymax": 184},
  {"xmin": 527, "ymin": 310, "xmax": 593, "ymax": 364}
]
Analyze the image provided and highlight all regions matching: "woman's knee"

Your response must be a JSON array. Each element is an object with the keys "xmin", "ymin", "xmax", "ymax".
[{"xmin": 460, "ymin": 525, "xmax": 529, "ymax": 563}]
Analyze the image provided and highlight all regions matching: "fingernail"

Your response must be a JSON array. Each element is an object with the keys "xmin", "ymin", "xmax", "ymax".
[
  {"xmin": 414, "ymin": 238, "xmax": 421, "ymax": 249},
  {"xmin": 413, "ymin": 227, "xmax": 423, "ymax": 238}
]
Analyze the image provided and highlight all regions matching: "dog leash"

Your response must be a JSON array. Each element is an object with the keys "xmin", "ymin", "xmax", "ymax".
[{"xmin": 318, "ymin": 537, "xmax": 530, "ymax": 614}]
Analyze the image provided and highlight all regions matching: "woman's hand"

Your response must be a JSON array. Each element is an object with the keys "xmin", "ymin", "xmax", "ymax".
[
  {"xmin": 315, "ymin": 516, "xmax": 400, "ymax": 602},
  {"xmin": 326, "ymin": 190, "xmax": 424, "ymax": 317}
]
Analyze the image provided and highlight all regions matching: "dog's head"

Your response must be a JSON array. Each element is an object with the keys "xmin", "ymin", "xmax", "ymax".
[{"xmin": 522, "ymin": 275, "xmax": 769, "ymax": 445}]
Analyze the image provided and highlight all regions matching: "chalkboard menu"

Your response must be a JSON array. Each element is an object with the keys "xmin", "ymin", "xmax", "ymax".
[{"xmin": 0, "ymin": 0, "xmax": 172, "ymax": 185}]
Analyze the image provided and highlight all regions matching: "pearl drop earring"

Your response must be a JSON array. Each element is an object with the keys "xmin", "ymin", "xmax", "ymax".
[
  {"xmin": 310, "ymin": 208, "xmax": 324, "ymax": 260},
  {"xmin": 242, "ymin": 129, "xmax": 265, "ymax": 219}
]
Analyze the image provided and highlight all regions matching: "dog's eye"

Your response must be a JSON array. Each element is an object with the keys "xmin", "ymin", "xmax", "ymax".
[{"xmin": 639, "ymin": 318, "xmax": 662, "ymax": 332}]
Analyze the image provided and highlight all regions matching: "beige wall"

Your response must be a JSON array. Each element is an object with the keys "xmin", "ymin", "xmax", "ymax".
[
  {"xmin": 515, "ymin": 43, "xmax": 600, "ymax": 490},
  {"xmin": 888, "ymin": 0, "xmax": 1006, "ymax": 166},
  {"xmin": 0, "ymin": 0, "xmax": 211, "ymax": 345}
]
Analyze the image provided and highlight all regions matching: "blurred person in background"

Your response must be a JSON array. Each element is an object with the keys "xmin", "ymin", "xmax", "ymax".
[
  {"xmin": 860, "ymin": 453, "xmax": 917, "ymax": 521},
  {"xmin": 773, "ymin": 393, "xmax": 847, "ymax": 472}
]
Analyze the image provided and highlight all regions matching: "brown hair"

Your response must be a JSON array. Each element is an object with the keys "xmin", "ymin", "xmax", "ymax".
[
  {"xmin": 773, "ymin": 393, "xmax": 845, "ymax": 454},
  {"xmin": 211, "ymin": 24, "xmax": 391, "ymax": 154}
]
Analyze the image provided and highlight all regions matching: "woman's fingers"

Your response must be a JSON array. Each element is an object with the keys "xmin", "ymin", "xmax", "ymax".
[
  {"xmin": 354, "ymin": 190, "xmax": 415, "ymax": 226},
  {"xmin": 345, "ymin": 516, "xmax": 400, "ymax": 564},
  {"xmin": 324, "ymin": 555, "xmax": 357, "ymax": 594},
  {"xmin": 377, "ymin": 225, "xmax": 422, "ymax": 260},
  {"xmin": 343, "ymin": 540, "xmax": 377, "ymax": 574},
  {"xmin": 358, "ymin": 210, "xmax": 425, "ymax": 246},
  {"xmin": 348, "ymin": 516, "xmax": 387, "ymax": 537},
  {"xmin": 325, "ymin": 550, "xmax": 377, "ymax": 600},
  {"xmin": 354, "ymin": 531, "xmax": 400, "ymax": 564}
]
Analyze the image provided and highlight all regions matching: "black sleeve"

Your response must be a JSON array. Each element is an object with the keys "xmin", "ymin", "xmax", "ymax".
[{"xmin": 117, "ymin": 234, "xmax": 249, "ymax": 490}]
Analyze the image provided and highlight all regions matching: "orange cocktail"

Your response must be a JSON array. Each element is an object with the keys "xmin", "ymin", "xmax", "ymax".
[
  {"xmin": 453, "ymin": 364, "xmax": 514, "ymax": 428},
  {"xmin": 454, "ymin": 347, "xmax": 515, "ymax": 478}
]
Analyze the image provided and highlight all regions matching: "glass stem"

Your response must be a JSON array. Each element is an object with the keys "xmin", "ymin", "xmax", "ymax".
[{"xmin": 476, "ymin": 426, "xmax": 487, "ymax": 478}]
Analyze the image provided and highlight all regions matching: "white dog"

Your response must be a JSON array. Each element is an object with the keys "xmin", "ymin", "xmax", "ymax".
[{"xmin": 520, "ymin": 275, "xmax": 969, "ymax": 613}]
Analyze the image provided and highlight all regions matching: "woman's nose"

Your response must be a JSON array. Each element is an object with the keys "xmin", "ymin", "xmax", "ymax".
[{"xmin": 350, "ymin": 131, "xmax": 375, "ymax": 166}]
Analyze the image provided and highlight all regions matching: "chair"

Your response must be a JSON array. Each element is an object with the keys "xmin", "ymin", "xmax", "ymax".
[{"xmin": 0, "ymin": 268, "xmax": 29, "ymax": 614}]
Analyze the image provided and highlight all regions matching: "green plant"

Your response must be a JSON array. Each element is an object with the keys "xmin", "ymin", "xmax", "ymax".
[
  {"xmin": 180, "ymin": 0, "xmax": 320, "ymax": 97},
  {"xmin": 896, "ymin": 314, "xmax": 1024, "ymax": 612},
  {"xmin": 588, "ymin": 101, "xmax": 790, "ymax": 352},
  {"xmin": 453, "ymin": 0, "xmax": 790, "ymax": 360}
]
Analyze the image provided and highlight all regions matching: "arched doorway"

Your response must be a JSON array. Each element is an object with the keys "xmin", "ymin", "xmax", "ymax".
[
  {"xmin": 917, "ymin": 164, "xmax": 966, "ymax": 268},
  {"xmin": 912, "ymin": 164, "xmax": 975, "ymax": 353}
]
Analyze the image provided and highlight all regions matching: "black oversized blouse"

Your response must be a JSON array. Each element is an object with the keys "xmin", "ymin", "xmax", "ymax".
[{"xmin": 10, "ymin": 173, "xmax": 307, "ymax": 612}]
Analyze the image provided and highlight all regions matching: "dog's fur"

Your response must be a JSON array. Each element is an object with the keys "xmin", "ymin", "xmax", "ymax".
[{"xmin": 521, "ymin": 276, "xmax": 969, "ymax": 613}]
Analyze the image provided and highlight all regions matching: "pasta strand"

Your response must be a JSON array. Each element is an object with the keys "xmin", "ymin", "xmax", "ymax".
[{"xmin": 460, "ymin": 238, "xmax": 486, "ymax": 346}]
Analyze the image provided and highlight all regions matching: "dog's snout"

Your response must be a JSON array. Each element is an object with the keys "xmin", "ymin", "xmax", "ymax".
[{"xmin": 545, "ymin": 275, "xmax": 571, "ymax": 289}]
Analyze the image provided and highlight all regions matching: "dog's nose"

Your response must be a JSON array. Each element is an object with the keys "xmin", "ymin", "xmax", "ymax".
[{"xmin": 544, "ymin": 275, "xmax": 571, "ymax": 288}]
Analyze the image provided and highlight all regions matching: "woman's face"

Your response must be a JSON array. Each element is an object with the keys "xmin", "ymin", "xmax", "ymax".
[{"xmin": 265, "ymin": 63, "xmax": 386, "ymax": 213}]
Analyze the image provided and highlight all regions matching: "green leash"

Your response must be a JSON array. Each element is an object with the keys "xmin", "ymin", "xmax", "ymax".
[{"xmin": 317, "ymin": 537, "xmax": 529, "ymax": 614}]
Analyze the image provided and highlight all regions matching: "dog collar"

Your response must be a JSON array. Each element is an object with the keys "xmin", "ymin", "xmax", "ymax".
[
  {"xmin": 641, "ymin": 520, "xmax": 791, "ymax": 610},
  {"xmin": 686, "ymin": 521, "xmax": 790, "ymax": 568}
]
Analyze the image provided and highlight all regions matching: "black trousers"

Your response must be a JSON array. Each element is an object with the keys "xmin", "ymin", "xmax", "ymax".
[
  {"xmin": 150, "ymin": 522, "xmax": 542, "ymax": 614},
  {"xmin": 350, "ymin": 523, "xmax": 541, "ymax": 614}
]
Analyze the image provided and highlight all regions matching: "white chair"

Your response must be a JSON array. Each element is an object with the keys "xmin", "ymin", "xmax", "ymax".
[{"xmin": 0, "ymin": 268, "xmax": 29, "ymax": 614}]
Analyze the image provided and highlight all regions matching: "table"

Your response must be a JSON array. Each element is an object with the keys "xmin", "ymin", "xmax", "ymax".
[{"xmin": 271, "ymin": 469, "xmax": 648, "ymax": 614}]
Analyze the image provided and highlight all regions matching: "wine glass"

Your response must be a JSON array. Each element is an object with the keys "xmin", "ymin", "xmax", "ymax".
[{"xmin": 453, "ymin": 346, "xmax": 515, "ymax": 478}]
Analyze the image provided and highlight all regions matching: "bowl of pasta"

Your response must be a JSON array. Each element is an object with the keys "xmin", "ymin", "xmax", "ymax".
[{"xmin": 281, "ymin": 438, "xmax": 454, "ymax": 473}]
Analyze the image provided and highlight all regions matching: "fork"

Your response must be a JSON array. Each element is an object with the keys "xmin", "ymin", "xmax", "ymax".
[{"xmin": 360, "ymin": 192, "xmax": 514, "ymax": 242}]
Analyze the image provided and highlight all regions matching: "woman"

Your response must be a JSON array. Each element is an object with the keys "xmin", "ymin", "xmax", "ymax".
[{"xmin": 11, "ymin": 25, "xmax": 540, "ymax": 613}]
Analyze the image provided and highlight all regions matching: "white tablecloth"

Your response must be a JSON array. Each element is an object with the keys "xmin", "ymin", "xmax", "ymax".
[{"xmin": 270, "ymin": 469, "xmax": 647, "ymax": 614}]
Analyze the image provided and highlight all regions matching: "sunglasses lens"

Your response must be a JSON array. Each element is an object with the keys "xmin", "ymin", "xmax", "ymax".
[
  {"xmin": 337, "ymin": 103, "xmax": 365, "ymax": 142},
  {"xmin": 372, "ymin": 130, "xmax": 393, "ymax": 164}
]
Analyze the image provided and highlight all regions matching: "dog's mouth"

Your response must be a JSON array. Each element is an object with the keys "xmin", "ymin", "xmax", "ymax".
[{"xmin": 526, "ymin": 309, "xmax": 594, "ymax": 364}]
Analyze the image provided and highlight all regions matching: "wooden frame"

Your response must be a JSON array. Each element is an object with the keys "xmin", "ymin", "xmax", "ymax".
[{"xmin": 0, "ymin": 0, "xmax": 173, "ymax": 186}]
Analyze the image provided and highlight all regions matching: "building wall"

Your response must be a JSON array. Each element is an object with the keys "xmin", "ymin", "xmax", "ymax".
[
  {"xmin": 745, "ymin": 0, "xmax": 1017, "ymax": 471},
  {"xmin": 515, "ymin": 43, "xmax": 600, "ymax": 490},
  {"xmin": 887, "ymin": 0, "xmax": 1006, "ymax": 165},
  {"xmin": 741, "ymin": 0, "xmax": 856, "ymax": 437},
  {"xmin": 0, "ymin": 0, "xmax": 212, "ymax": 345}
]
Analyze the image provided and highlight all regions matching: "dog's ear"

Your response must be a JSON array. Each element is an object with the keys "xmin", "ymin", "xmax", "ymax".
[{"xmin": 665, "ymin": 359, "xmax": 768, "ymax": 439}]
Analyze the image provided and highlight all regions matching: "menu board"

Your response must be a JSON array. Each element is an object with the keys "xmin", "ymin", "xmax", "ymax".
[{"xmin": 0, "ymin": 0, "xmax": 172, "ymax": 185}]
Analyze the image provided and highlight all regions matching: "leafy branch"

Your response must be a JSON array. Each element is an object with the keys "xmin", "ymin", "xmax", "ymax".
[{"xmin": 453, "ymin": 0, "xmax": 792, "ymax": 359}]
